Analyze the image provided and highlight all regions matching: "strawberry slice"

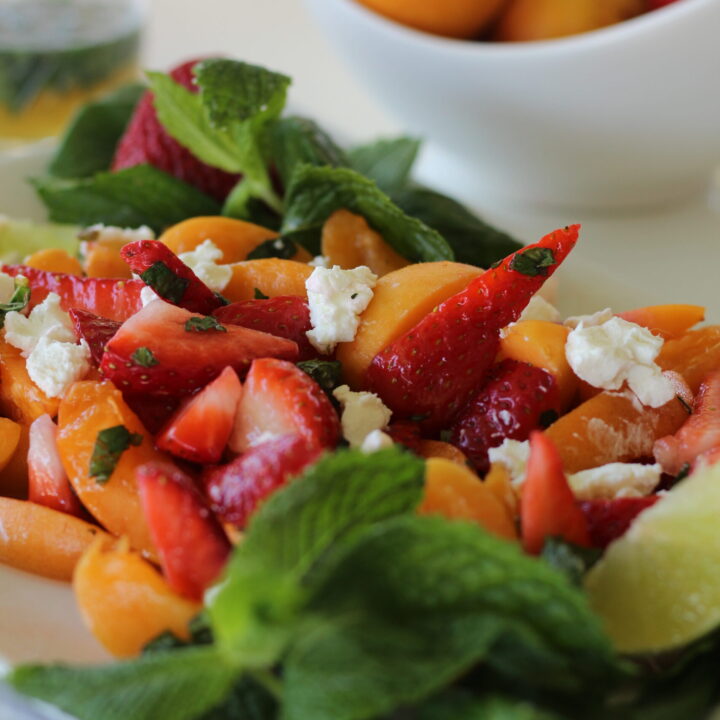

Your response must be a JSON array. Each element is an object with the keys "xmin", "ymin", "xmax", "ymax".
[
  {"xmin": 365, "ymin": 226, "xmax": 578, "ymax": 429},
  {"xmin": 204, "ymin": 435, "xmax": 323, "ymax": 527},
  {"xmin": 157, "ymin": 366, "xmax": 242, "ymax": 464},
  {"xmin": 451, "ymin": 359, "xmax": 559, "ymax": 474},
  {"xmin": 69, "ymin": 309, "xmax": 121, "ymax": 365},
  {"xmin": 654, "ymin": 370, "xmax": 720, "ymax": 476},
  {"xmin": 213, "ymin": 296, "xmax": 318, "ymax": 361},
  {"xmin": 123, "ymin": 394, "xmax": 181, "ymax": 435},
  {"xmin": 121, "ymin": 240, "xmax": 223, "ymax": 315},
  {"xmin": 137, "ymin": 462, "xmax": 231, "ymax": 601},
  {"xmin": 28, "ymin": 414, "xmax": 83, "ymax": 517},
  {"xmin": 230, "ymin": 358, "xmax": 340, "ymax": 453},
  {"xmin": 1, "ymin": 265, "xmax": 143, "ymax": 322},
  {"xmin": 112, "ymin": 59, "xmax": 240, "ymax": 201},
  {"xmin": 386, "ymin": 420, "xmax": 424, "ymax": 453},
  {"xmin": 100, "ymin": 299, "xmax": 298, "ymax": 396},
  {"xmin": 521, "ymin": 431, "xmax": 590, "ymax": 554},
  {"xmin": 579, "ymin": 496, "xmax": 660, "ymax": 548}
]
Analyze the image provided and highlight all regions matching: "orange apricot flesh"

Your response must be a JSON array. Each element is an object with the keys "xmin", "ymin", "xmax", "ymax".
[
  {"xmin": 658, "ymin": 326, "xmax": 720, "ymax": 394},
  {"xmin": 23, "ymin": 248, "xmax": 83, "ymax": 276},
  {"xmin": 618, "ymin": 304, "xmax": 705, "ymax": 341},
  {"xmin": 0, "ymin": 417, "xmax": 21, "ymax": 474},
  {"xmin": 223, "ymin": 259, "xmax": 313, "ymax": 302}
]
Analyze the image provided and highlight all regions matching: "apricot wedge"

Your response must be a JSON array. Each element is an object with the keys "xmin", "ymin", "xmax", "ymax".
[
  {"xmin": 546, "ymin": 390, "xmax": 688, "ymax": 473},
  {"xmin": 24, "ymin": 248, "xmax": 83, "ymax": 276},
  {"xmin": 337, "ymin": 261, "xmax": 483, "ymax": 388},
  {"xmin": 618, "ymin": 304, "xmax": 705, "ymax": 341},
  {"xmin": 0, "ymin": 425, "xmax": 30, "ymax": 498},
  {"xmin": 416, "ymin": 439, "xmax": 469, "ymax": 467},
  {"xmin": 74, "ymin": 538, "xmax": 200, "ymax": 657},
  {"xmin": 321, "ymin": 209, "xmax": 409, "ymax": 277},
  {"xmin": 0, "ymin": 417, "xmax": 21, "ymax": 474},
  {"xmin": 85, "ymin": 238, "xmax": 133, "ymax": 279},
  {"xmin": 419, "ymin": 457, "xmax": 517, "ymax": 540},
  {"xmin": 659, "ymin": 326, "xmax": 720, "ymax": 393},
  {"xmin": 56, "ymin": 381, "xmax": 163, "ymax": 558},
  {"xmin": 500, "ymin": 320, "xmax": 578, "ymax": 410},
  {"xmin": 0, "ymin": 497, "xmax": 111, "ymax": 581},
  {"xmin": 223, "ymin": 258, "xmax": 313, "ymax": 302}
]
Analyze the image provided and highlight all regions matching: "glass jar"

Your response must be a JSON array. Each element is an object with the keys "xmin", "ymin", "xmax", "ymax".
[{"xmin": 0, "ymin": 0, "xmax": 144, "ymax": 147}]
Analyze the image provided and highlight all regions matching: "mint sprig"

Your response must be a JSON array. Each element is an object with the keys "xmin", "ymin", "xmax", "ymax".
[
  {"xmin": 348, "ymin": 136, "xmax": 421, "ymax": 194},
  {"xmin": 0, "ymin": 276, "xmax": 30, "ymax": 329},
  {"xmin": 89, "ymin": 425, "xmax": 143, "ymax": 484}
]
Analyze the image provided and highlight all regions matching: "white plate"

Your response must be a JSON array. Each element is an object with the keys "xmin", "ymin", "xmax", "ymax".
[{"xmin": 1, "ymin": 136, "xmax": 720, "ymax": 717}]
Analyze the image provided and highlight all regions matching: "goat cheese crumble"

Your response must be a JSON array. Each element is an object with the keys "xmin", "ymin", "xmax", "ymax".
[
  {"xmin": 178, "ymin": 239, "xmax": 232, "ymax": 293},
  {"xmin": 333, "ymin": 384, "xmax": 392, "ymax": 448}
]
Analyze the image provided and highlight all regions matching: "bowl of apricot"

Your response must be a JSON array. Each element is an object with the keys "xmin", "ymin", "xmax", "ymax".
[{"xmin": 304, "ymin": 0, "xmax": 720, "ymax": 210}]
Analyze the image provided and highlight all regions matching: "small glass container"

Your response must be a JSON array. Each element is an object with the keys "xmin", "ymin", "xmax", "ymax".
[{"xmin": 0, "ymin": 0, "xmax": 145, "ymax": 148}]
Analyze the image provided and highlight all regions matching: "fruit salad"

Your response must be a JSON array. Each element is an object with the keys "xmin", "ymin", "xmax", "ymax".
[{"xmin": 2, "ymin": 57, "xmax": 720, "ymax": 720}]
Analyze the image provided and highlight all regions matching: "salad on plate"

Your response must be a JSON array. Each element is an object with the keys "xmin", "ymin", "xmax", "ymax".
[{"xmin": 1, "ymin": 57, "xmax": 720, "ymax": 720}]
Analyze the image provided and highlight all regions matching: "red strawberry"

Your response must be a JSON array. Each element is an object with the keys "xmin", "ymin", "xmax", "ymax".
[
  {"xmin": 123, "ymin": 394, "xmax": 181, "ymax": 435},
  {"xmin": 450, "ymin": 359, "xmax": 559, "ymax": 474},
  {"xmin": 157, "ymin": 366, "xmax": 242, "ymax": 464},
  {"xmin": 385, "ymin": 420, "xmax": 424, "ymax": 453},
  {"xmin": 654, "ymin": 370, "xmax": 720, "ymax": 476},
  {"xmin": 137, "ymin": 462, "xmax": 231, "ymax": 601},
  {"xmin": 203, "ymin": 435, "xmax": 323, "ymax": 527},
  {"xmin": 69, "ymin": 309, "xmax": 121, "ymax": 365},
  {"xmin": 121, "ymin": 240, "xmax": 223, "ymax": 315},
  {"xmin": 365, "ymin": 226, "xmax": 579, "ymax": 429},
  {"xmin": 230, "ymin": 358, "xmax": 340, "ymax": 453},
  {"xmin": 521, "ymin": 431, "xmax": 590, "ymax": 554},
  {"xmin": 2, "ymin": 265, "xmax": 143, "ymax": 322},
  {"xmin": 100, "ymin": 299, "xmax": 298, "ymax": 396},
  {"xmin": 28, "ymin": 414, "xmax": 83, "ymax": 517},
  {"xmin": 213, "ymin": 296, "xmax": 318, "ymax": 361},
  {"xmin": 112, "ymin": 59, "xmax": 239, "ymax": 202},
  {"xmin": 580, "ymin": 496, "xmax": 660, "ymax": 548},
  {"xmin": 647, "ymin": 0, "xmax": 679, "ymax": 9}
]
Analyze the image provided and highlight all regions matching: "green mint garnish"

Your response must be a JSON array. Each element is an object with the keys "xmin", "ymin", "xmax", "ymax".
[
  {"xmin": 0, "ymin": 276, "xmax": 30, "ymax": 329},
  {"xmin": 254, "ymin": 287, "xmax": 269, "ymax": 300},
  {"xmin": 675, "ymin": 463, "xmax": 691, "ymax": 482},
  {"xmin": 246, "ymin": 236, "xmax": 297, "ymax": 260},
  {"xmin": 541, "ymin": 537, "xmax": 602, "ymax": 587},
  {"xmin": 140, "ymin": 261, "xmax": 189, "ymax": 304},
  {"xmin": 509, "ymin": 247, "xmax": 556, "ymax": 277},
  {"xmin": 89, "ymin": 425, "xmax": 143, "ymax": 484},
  {"xmin": 297, "ymin": 359, "xmax": 342, "ymax": 396},
  {"xmin": 677, "ymin": 394, "xmax": 693, "ymax": 414},
  {"xmin": 131, "ymin": 347, "xmax": 159, "ymax": 367},
  {"xmin": 185, "ymin": 316, "xmax": 227, "ymax": 333}
]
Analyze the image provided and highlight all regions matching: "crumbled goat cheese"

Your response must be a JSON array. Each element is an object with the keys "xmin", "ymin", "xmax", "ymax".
[
  {"xmin": 501, "ymin": 295, "xmax": 562, "ymax": 338},
  {"xmin": 360, "ymin": 429, "xmax": 395, "ymax": 454},
  {"xmin": 488, "ymin": 439, "xmax": 531, "ymax": 487},
  {"xmin": 4, "ymin": 292, "xmax": 75, "ymax": 355},
  {"xmin": 333, "ymin": 384, "xmax": 392, "ymax": 448},
  {"xmin": 306, "ymin": 265, "xmax": 377, "ymax": 354},
  {"xmin": 565, "ymin": 316, "xmax": 674, "ymax": 407},
  {"xmin": 178, "ymin": 239, "xmax": 232, "ymax": 293},
  {"xmin": 78, "ymin": 223, "xmax": 155, "ymax": 259},
  {"xmin": 568, "ymin": 463, "xmax": 662, "ymax": 500},
  {"xmin": 564, "ymin": 307, "xmax": 614, "ymax": 329},
  {"xmin": 308, "ymin": 255, "xmax": 330, "ymax": 268}
]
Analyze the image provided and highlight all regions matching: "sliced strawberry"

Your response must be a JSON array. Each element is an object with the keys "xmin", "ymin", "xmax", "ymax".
[
  {"xmin": 28, "ymin": 414, "xmax": 83, "ymax": 517},
  {"xmin": 521, "ymin": 431, "xmax": 590, "ymax": 554},
  {"xmin": 580, "ymin": 496, "xmax": 660, "ymax": 548},
  {"xmin": 1, "ymin": 265, "xmax": 143, "ymax": 322},
  {"xmin": 451, "ymin": 359, "xmax": 559, "ymax": 474},
  {"xmin": 112, "ymin": 59, "xmax": 240, "ymax": 201},
  {"xmin": 101, "ymin": 299, "xmax": 298, "ymax": 396},
  {"xmin": 230, "ymin": 358, "xmax": 340, "ymax": 453},
  {"xmin": 366, "ymin": 226, "xmax": 579, "ymax": 429},
  {"xmin": 123, "ymin": 394, "xmax": 180, "ymax": 435},
  {"xmin": 213, "ymin": 296, "xmax": 318, "ymax": 361},
  {"xmin": 137, "ymin": 462, "xmax": 231, "ymax": 601},
  {"xmin": 69, "ymin": 309, "xmax": 121, "ymax": 365},
  {"xmin": 203, "ymin": 435, "xmax": 323, "ymax": 527},
  {"xmin": 157, "ymin": 367, "xmax": 242, "ymax": 464},
  {"xmin": 121, "ymin": 240, "xmax": 223, "ymax": 315},
  {"xmin": 385, "ymin": 420, "xmax": 424, "ymax": 453},
  {"xmin": 654, "ymin": 370, "xmax": 720, "ymax": 476}
]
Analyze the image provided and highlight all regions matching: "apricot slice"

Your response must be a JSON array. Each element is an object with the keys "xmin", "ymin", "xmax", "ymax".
[
  {"xmin": 0, "ymin": 497, "xmax": 111, "ymax": 581},
  {"xmin": 337, "ymin": 261, "xmax": 483, "ymax": 389},
  {"xmin": 74, "ymin": 538, "xmax": 200, "ymax": 658},
  {"xmin": 56, "ymin": 380, "xmax": 162, "ymax": 558},
  {"xmin": 546, "ymin": 390, "xmax": 688, "ymax": 474},
  {"xmin": 416, "ymin": 439, "xmax": 469, "ymax": 467},
  {"xmin": 0, "ymin": 425, "xmax": 30, "ymax": 498},
  {"xmin": 484, "ymin": 462, "xmax": 518, "ymax": 518},
  {"xmin": 223, "ymin": 259, "xmax": 313, "ymax": 302},
  {"xmin": 85, "ymin": 238, "xmax": 133, "ymax": 279},
  {"xmin": 419, "ymin": 457, "xmax": 517, "ymax": 540},
  {"xmin": 500, "ymin": 320, "xmax": 578, "ymax": 410},
  {"xmin": 659, "ymin": 327, "xmax": 720, "ymax": 394},
  {"xmin": 618, "ymin": 304, "xmax": 705, "ymax": 341},
  {"xmin": 158, "ymin": 216, "xmax": 310, "ymax": 263},
  {"xmin": 0, "ymin": 417, "xmax": 21, "ymax": 474},
  {"xmin": 0, "ymin": 336, "xmax": 60, "ymax": 425},
  {"xmin": 23, "ymin": 248, "xmax": 83, "ymax": 276},
  {"xmin": 321, "ymin": 209, "xmax": 408, "ymax": 277}
]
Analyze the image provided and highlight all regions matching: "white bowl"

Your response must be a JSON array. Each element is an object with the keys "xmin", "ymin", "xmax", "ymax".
[{"xmin": 304, "ymin": 0, "xmax": 720, "ymax": 210}]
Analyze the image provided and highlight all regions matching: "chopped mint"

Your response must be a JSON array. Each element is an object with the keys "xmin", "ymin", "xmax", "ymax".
[
  {"xmin": 131, "ymin": 346, "xmax": 159, "ymax": 367},
  {"xmin": 0, "ymin": 275, "xmax": 30, "ymax": 329},
  {"xmin": 253, "ymin": 288, "xmax": 269, "ymax": 300},
  {"xmin": 296, "ymin": 359, "xmax": 342, "ymax": 396},
  {"xmin": 184, "ymin": 316, "xmax": 227, "ymax": 333},
  {"xmin": 510, "ymin": 247, "xmax": 556, "ymax": 277},
  {"xmin": 89, "ymin": 425, "xmax": 143, "ymax": 484},
  {"xmin": 246, "ymin": 236, "xmax": 297, "ymax": 260},
  {"xmin": 141, "ymin": 261, "xmax": 189, "ymax": 304},
  {"xmin": 541, "ymin": 537, "xmax": 602, "ymax": 587}
]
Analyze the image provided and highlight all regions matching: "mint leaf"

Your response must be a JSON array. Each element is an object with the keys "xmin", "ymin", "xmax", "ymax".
[
  {"xmin": 0, "ymin": 276, "xmax": 30, "ymax": 329},
  {"xmin": 282, "ymin": 165, "xmax": 453, "ymax": 263},
  {"xmin": 131, "ymin": 346, "xmax": 159, "ymax": 368},
  {"xmin": 510, "ymin": 247, "xmax": 556, "ymax": 277},
  {"xmin": 32, "ymin": 165, "xmax": 220, "ymax": 233},
  {"xmin": 253, "ymin": 287, "xmax": 269, "ymax": 300},
  {"xmin": 209, "ymin": 448, "xmax": 425, "ymax": 664},
  {"xmin": 265, "ymin": 115, "xmax": 349, "ymax": 187},
  {"xmin": 200, "ymin": 675, "xmax": 277, "ymax": 720},
  {"xmin": 348, "ymin": 136, "xmax": 420, "ymax": 193},
  {"xmin": 185, "ymin": 315, "xmax": 227, "ymax": 333},
  {"xmin": 9, "ymin": 647, "xmax": 236, "ymax": 720},
  {"xmin": 541, "ymin": 537, "xmax": 601, "ymax": 587},
  {"xmin": 141, "ymin": 261, "xmax": 189, "ymax": 304},
  {"xmin": 416, "ymin": 690, "xmax": 567, "ymax": 720},
  {"xmin": 392, "ymin": 186, "xmax": 522, "ymax": 268},
  {"xmin": 246, "ymin": 236, "xmax": 297, "ymax": 260},
  {"xmin": 49, "ymin": 83, "xmax": 145, "ymax": 179},
  {"xmin": 296, "ymin": 359, "xmax": 342, "ymax": 396},
  {"xmin": 89, "ymin": 425, "xmax": 143, "ymax": 484}
]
